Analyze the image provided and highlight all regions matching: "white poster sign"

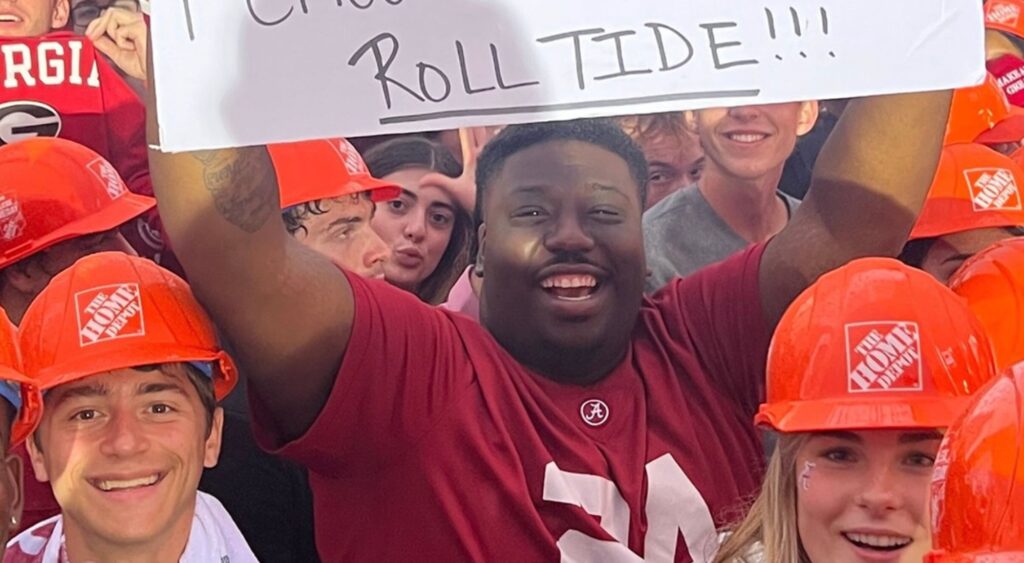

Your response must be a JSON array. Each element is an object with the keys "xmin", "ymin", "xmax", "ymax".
[{"xmin": 151, "ymin": 0, "xmax": 985, "ymax": 152}]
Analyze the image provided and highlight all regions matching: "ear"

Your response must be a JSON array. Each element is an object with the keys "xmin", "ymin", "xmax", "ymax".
[
  {"xmin": 202, "ymin": 408, "xmax": 225, "ymax": 469},
  {"xmin": 2, "ymin": 453, "xmax": 22, "ymax": 534},
  {"xmin": 682, "ymin": 111, "xmax": 699, "ymax": 135},
  {"xmin": 51, "ymin": 0, "xmax": 71, "ymax": 29},
  {"xmin": 2, "ymin": 264, "xmax": 49, "ymax": 298},
  {"xmin": 25, "ymin": 434, "xmax": 49, "ymax": 483},
  {"xmin": 473, "ymin": 223, "xmax": 486, "ymax": 278},
  {"xmin": 795, "ymin": 101, "xmax": 820, "ymax": 137}
]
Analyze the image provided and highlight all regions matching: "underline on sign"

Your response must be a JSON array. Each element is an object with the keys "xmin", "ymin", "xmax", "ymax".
[{"xmin": 378, "ymin": 89, "xmax": 762, "ymax": 125}]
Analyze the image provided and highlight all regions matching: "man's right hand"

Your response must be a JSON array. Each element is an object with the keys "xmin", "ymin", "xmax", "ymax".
[{"xmin": 86, "ymin": 7, "xmax": 148, "ymax": 82}]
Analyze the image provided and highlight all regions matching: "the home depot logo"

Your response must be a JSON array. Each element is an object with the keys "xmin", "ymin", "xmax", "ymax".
[
  {"xmin": 328, "ymin": 139, "xmax": 367, "ymax": 176},
  {"xmin": 846, "ymin": 322, "xmax": 923, "ymax": 393},
  {"xmin": 0, "ymin": 193, "xmax": 24, "ymax": 242},
  {"xmin": 987, "ymin": 1, "xmax": 1021, "ymax": 26},
  {"xmin": 87, "ymin": 158, "xmax": 128, "ymax": 200},
  {"xmin": 75, "ymin": 284, "xmax": 145, "ymax": 346},
  {"xmin": 965, "ymin": 168, "xmax": 1022, "ymax": 211}
]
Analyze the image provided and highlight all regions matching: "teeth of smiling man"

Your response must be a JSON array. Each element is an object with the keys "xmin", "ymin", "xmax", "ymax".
[
  {"xmin": 540, "ymin": 275, "xmax": 598, "ymax": 289},
  {"xmin": 0, "ymin": 15, "xmax": 21, "ymax": 22},
  {"xmin": 844, "ymin": 533, "xmax": 911, "ymax": 548},
  {"xmin": 96, "ymin": 475, "xmax": 159, "ymax": 492},
  {"xmin": 727, "ymin": 133, "xmax": 767, "ymax": 143}
]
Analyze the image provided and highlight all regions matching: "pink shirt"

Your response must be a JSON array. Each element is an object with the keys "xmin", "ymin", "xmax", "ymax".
[
  {"xmin": 440, "ymin": 266, "xmax": 480, "ymax": 321},
  {"xmin": 252, "ymin": 244, "xmax": 770, "ymax": 562}
]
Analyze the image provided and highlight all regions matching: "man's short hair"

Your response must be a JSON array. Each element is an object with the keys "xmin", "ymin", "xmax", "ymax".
[
  {"xmin": 282, "ymin": 193, "xmax": 364, "ymax": 237},
  {"xmin": 474, "ymin": 119, "xmax": 649, "ymax": 224},
  {"xmin": 618, "ymin": 112, "xmax": 689, "ymax": 145}
]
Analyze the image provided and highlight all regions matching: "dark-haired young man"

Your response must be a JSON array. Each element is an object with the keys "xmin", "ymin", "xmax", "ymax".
[
  {"xmin": 147, "ymin": 59, "xmax": 950, "ymax": 560},
  {"xmin": 270, "ymin": 139, "xmax": 397, "ymax": 279}
]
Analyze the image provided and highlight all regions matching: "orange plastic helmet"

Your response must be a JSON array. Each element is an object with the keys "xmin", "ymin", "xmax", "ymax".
[
  {"xmin": 0, "ymin": 308, "xmax": 41, "ymax": 447},
  {"xmin": 925, "ymin": 362, "xmax": 1024, "ymax": 562},
  {"xmin": 949, "ymin": 236, "xmax": 1024, "ymax": 372},
  {"xmin": 946, "ymin": 74, "xmax": 1024, "ymax": 146},
  {"xmin": 986, "ymin": 0, "xmax": 1024, "ymax": 40},
  {"xmin": 0, "ymin": 137, "xmax": 155, "ymax": 270},
  {"xmin": 269, "ymin": 138, "xmax": 400, "ymax": 209},
  {"xmin": 1013, "ymin": 145, "xmax": 1024, "ymax": 168},
  {"xmin": 756, "ymin": 257, "xmax": 998, "ymax": 432},
  {"xmin": 18, "ymin": 252, "xmax": 237, "ymax": 400},
  {"xmin": 910, "ymin": 143, "xmax": 1024, "ymax": 240}
]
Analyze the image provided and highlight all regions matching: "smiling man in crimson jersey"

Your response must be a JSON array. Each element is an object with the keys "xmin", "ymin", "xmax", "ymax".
[{"xmin": 144, "ymin": 37, "xmax": 951, "ymax": 559}]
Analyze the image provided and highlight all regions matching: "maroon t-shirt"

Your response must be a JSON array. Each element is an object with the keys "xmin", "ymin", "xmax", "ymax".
[{"xmin": 252, "ymin": 244, "xmax": 770, "ymax": 562}]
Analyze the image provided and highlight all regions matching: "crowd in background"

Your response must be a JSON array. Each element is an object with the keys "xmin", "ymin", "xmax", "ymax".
[{"xmin": 0, "ymin": 0, "xmax": 1017, "ymax": 562}]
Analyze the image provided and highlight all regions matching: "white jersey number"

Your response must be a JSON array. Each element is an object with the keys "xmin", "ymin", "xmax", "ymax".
[{"xmin": 542, "ymin": 454, "xmax": 717, "ymax": 563}]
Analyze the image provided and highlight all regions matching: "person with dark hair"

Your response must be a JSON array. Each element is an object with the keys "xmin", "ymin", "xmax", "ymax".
[
  {"xmin": 619, "ymin": 113, "xmax": 705, "ymax": 209},
  {"xmin": 8, "ymin": 252, "xmax": 255, "ymax": 562},
  {"xmin": 147, "ymin": 59, "xmax": 952, "ymax": 560},
  {"xmin": 899, "ymin": 144, "xmax": 1024, "ymax": 283},
  {"xmin": 270, "ymin": 138, "xmax": 399, "ymax": 279},
  {"xmin": 643, "ymin": 102, "xmax": 819, "ymax": 290},
  {"xmin": 364, "ymin": 137, "xmax": 474, "ymax": 304}
]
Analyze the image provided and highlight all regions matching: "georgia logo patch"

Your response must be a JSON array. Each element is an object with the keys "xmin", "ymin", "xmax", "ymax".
[
  {"xmin": 75, "ymin": 283, "xmax": 145, "ymax": 346},
  {"xmin": 0, "ymin": 101, "xmax": 61, "ymax": 146},
  {"xmin": 846, "ymin": 321, "xmax": 924, "ymax": 393}
]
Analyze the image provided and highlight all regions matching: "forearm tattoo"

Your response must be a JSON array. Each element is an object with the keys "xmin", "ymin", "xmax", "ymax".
[{"xmin": 192, "ymin": 150, "xmax": 277, "ymax": 233}]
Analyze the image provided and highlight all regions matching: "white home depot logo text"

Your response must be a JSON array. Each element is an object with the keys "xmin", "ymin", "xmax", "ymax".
[
  {"xmin": 75, "ymin": 284, "xmax": 145, "ymax": 346},
  {"xmin": 965, "ymin": 168, "xmax": 1022, "ymax": 212},
  {"xmin": 846, "ymin": 322, "xmax": 923, "ymax": 392}
]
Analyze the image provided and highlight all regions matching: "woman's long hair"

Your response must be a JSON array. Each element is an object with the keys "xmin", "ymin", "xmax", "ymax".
[
  {"xmin": 714, "ymin": 433, "xmax": 812, "ymax": 563},
  {"xmin": 363, "ymin": 137, "xmax": 474, "ymax": 304}
]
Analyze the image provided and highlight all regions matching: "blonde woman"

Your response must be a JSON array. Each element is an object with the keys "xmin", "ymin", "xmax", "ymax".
[{"xmin": 714, "ymin": 259, "xmax": 998, "ymax": 563}]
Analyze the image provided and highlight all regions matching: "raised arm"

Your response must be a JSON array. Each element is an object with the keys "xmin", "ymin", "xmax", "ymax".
[
  {"xmin": 760, "ymin": 90, "xmax": 954, "ymax": 326},
  {"xmin": 144, "ymin": 47, "xmax": 352, "ymax": 442}
]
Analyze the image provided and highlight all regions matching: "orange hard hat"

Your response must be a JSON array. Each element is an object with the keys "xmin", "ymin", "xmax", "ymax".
[
  {"xmin": 756, "ymin": 257, "xmax": 998, "ymax": 432},
  {"xmin": 0, "ymin": 308, "xmax": 41, "ymax": 447},
  {"xmin": 910, "ymin": 144, "xmax": 1024, "ymax": 240},
  {"xmin": 949, "ymin": 236, "xmax": 1024, "ymax": 372},
  {"xmin": 925, "ymin": 362, "xmax": 1024, "ymax": 562},
  {"xmin": 946, "ymin": 75, "xmax": 1024, "ymax": 146},
  {"xmin": 986, "ymin": 0, "xmax": 1024, "ymax": 40},
  {"xmin": 0, "ymin": 137, "xmax": 155, "ymax": 270},
  {"xmin": 18, "ymin": 252, "xmax": 237, "ymax": 400},
  {"xmin": 269, "ymin": 138, "xmax": 401, "ymax": 209}
]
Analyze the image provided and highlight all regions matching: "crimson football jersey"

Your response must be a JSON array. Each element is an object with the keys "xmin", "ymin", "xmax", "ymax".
[
  {"xmin": 0, "ymin": 32, "xmax": 179, "ymax": 274},
  {"xmin": 252, "ymin": 244, "xmax": 770, "ymax": 562}
]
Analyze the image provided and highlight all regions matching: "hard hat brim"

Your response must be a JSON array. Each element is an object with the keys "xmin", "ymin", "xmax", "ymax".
[{"xmin": 754, "ymin": 396, "xmax": 974, "ymax": 432}]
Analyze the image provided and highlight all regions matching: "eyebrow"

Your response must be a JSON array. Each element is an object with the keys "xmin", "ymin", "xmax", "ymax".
[
  {"xmin": 816, "ymin": 430, "xmax": 863, "ymax": 443},
  {"xmin": 898, "ymin": 431, "xmax": 944, "ymax": 444},
  {"xmin": 509, "ymin": 185, "xmax": 550, "ymax": 197},
  {"xmin": 326, "ymin": 216, "xmax": 363, "ymax": 230},
  {"xmin": 51, "ymin": 383, "xmax": 108, "ymax": 406}
]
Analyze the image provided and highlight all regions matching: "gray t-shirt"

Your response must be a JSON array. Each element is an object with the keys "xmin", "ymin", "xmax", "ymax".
[{"xmin": 643, "ymin": 185, "xmax": 801, "ymax": 292}]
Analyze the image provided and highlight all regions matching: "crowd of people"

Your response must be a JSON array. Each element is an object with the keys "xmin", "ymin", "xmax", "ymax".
[{"xmin": 0, "ymin": 0, "xmax": 1019, "ymax": 561}]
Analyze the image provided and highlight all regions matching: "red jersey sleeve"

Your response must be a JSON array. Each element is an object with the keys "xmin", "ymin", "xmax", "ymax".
[
  {"xmin": 250, "ymin": 272, "xmax": 478, "ymax": 475},
  {"xmin": 95, "ymin": 56, "xmax": 151, "ymax": 197},
  {"xmin": 651, "ymin": 243, "xmax": 770, "ymax": 418}
]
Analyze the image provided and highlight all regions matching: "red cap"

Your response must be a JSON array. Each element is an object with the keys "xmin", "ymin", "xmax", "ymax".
[
  {"xmin": 986, "ymin": 0, "xmax": 1024, "ymax": 40},
  {"xmin": 19, "ymin": 252, "xmax": 237, "ymax": 400},
  {"xmin": 269, "ymin": 138, "xmax": 400, "ymax": 209},
  {"xmin": 0, "ymin": 138, "xmax": 155, "ymax": 269},
  {"xmin": 756, "ymin": 258, "xmax": 998, "ymax": 432},
  {"xmin": 947, "ymin": 75, "xmax": 1024, "ymax": 145},
  {"xmin": 910, "ymin": 144, "xmax": 1024, "ymax": 240},
  {"xmin": 925, "ymin": 363, "xmax": 1024, "ymax": 562}
]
